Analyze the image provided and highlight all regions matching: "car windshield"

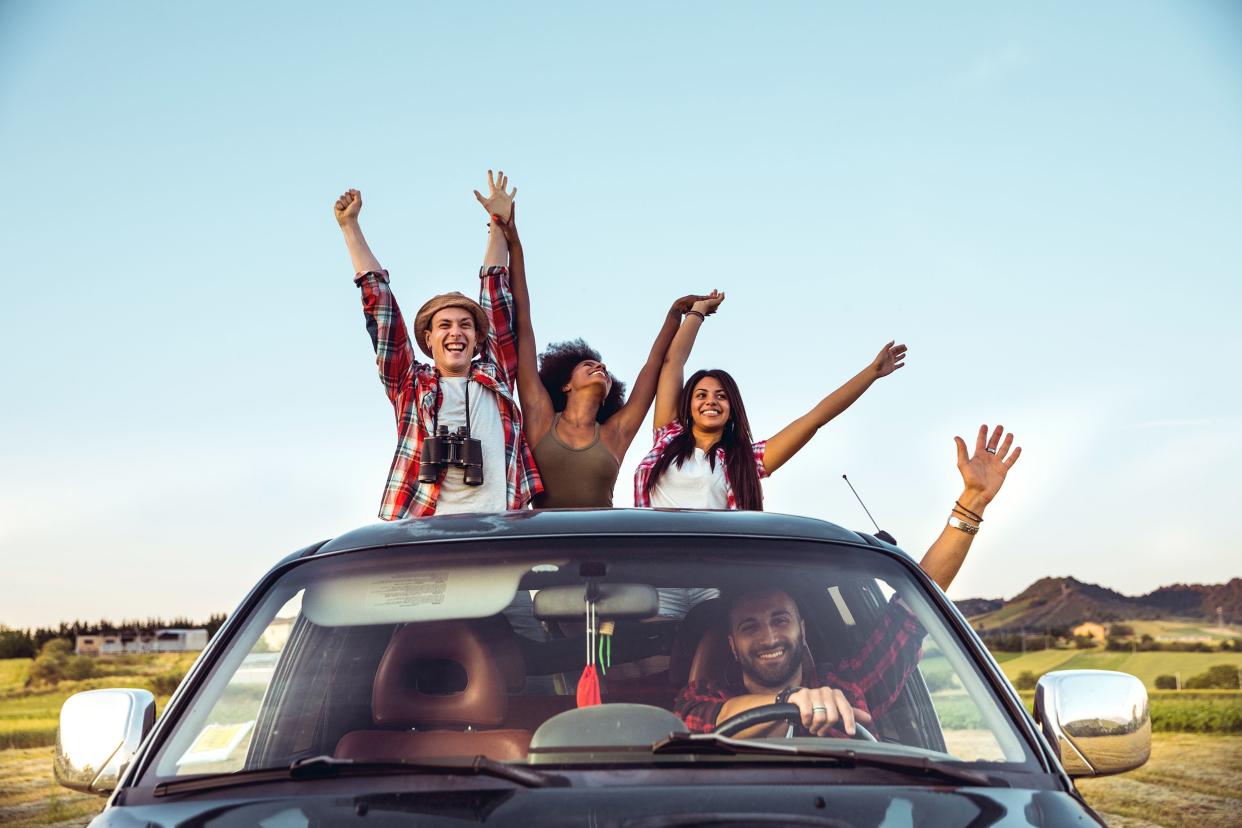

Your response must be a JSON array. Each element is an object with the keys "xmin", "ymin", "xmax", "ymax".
[{"xmin": 142, "ymin": 536, "xmax": 1037, "ymax": 783}]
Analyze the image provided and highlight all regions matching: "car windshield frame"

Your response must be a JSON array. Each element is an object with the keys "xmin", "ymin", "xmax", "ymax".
[{"xmin": 128, "ymin": 531, "xmax": 1054, "ymax": 792}]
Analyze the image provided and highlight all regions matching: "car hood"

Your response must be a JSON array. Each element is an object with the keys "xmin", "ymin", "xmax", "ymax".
[{"xmin": 94, "ymin": 784, "xmax": 1101, "ymax": 827}]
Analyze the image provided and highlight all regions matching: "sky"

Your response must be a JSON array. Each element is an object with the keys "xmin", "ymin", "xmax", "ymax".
[{"xmin": 1, "ymin": 2, "xmax": 1239, "ymax": 629}]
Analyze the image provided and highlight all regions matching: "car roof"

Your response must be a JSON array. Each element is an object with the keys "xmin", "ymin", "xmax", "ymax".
[{"xmin": 307, "ymin": 508, "xmax": 909, "ymax": 559}]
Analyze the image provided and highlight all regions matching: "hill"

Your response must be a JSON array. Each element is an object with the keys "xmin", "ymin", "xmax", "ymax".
[{"xmin": 965, "ymin": 577, "xmax": 1242, "ymax": 633}]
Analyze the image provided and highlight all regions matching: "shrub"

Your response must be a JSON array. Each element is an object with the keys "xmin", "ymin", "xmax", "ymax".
[
  {"xmin": 1015, "ymin": 671, "xmax": 1038, "ymax": 690},
  {"xmin": 148, "ymin": 672, "xmax": 183, "ymax": 696},
  {"xmin": 1150, "ymin": 696, "xmax": 1242, "ymax": 732},
  {"xmin": 62, "ymin": 655, "xmax": 96, "ymax": 681},
  {"xmin": 1184, "ymin": 664, "xmax": 1241, "ymax": 690},
  {"xmin": 27, "ymin": 638, "xmax": 75, "ymax": 686},
  {"xmin": 1108, "ymin": 623, "xmax": 1134, "ymax": 638},
  {"xmin": 1154, "ymin": 674, "xmax": 1178, "ymax": 690}
]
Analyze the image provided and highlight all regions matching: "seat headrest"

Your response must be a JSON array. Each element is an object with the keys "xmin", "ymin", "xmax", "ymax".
[
  {"xmin": 372, "ymin": 621, "xmax": 509, "ymax": 728},
  {"xmin": 669, "ymin": 598, "xmax": 727, "ymax": 688}
]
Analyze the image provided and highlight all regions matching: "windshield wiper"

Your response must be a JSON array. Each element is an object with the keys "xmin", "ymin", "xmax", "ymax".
[
  {"xmin": 652, "ymin": 733, "xmax": 999, "ymax": 787},
  {"xmin": 154, "ymin": 754, "xmax": 562, "ymax": 796}
]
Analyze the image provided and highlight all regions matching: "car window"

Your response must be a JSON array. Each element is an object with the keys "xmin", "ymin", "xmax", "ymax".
[{"xmin": 143, "ymin": 539, "xmax": 1037, "ymax": 782}]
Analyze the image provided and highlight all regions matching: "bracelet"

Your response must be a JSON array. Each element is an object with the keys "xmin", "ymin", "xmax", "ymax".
[
  {"xmin": 948, "ymin": 516, "xmax": 980, "ymax": 535},
  {"xmin": 684, "ymin": 310, "xmax": 706, "ymax": 322},
  {"xmin": 775, "ymin": 685, "xmax": 804, "ymax": 705},
  {"xmin": 951, "ymin": 507, "xmax": 981, "ymax": 523},
  {"xmin": 954, "ymin": 500, "xmax": 984, "ymax": 521}
]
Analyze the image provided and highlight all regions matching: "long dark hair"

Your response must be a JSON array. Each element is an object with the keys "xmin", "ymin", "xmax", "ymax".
[
  {"xmin": 644, "ymin": 369, "xmax": 764, "ymax": 511},
  {"xmin": 537, "ymin": 339, "xmax": 626, "ymax": 423}
]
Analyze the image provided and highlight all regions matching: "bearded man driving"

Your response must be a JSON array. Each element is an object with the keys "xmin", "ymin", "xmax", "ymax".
[{"xmin": 675, "ymin": 423, "xmax": 1023, "ymax": 737}]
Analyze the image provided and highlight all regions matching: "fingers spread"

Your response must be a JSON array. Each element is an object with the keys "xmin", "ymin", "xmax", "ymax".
[
  {"xmin": 1004, "ymin": 445, "xmax": 1023, "ymax": 468},
  {"xmin": 987, "ymin": 425, "xmax": 1004, "ymax": 451},
  {"xmin": 996, "ymin": 432, "xmax": 1014, "ymax": 461},
  {"xmin": 975, "ymin": 425, "xmax": 988, "ymax": 455},
  {"xmin": 954, "ymin": 435, "xmax": 968, "ymax": 467}
]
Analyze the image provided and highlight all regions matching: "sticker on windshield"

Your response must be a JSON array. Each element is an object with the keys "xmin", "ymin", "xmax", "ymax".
[{"xmin": 365, "ymin": 571, "xmax": 448, "ymax": 608}]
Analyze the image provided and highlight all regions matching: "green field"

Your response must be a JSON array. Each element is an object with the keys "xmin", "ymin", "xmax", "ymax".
[
  {"xmin": 993, "ymin": 649, "xmax": 1242, "ymax": 688},
  {"xmin": 0, "ymin": 655, "xmax": 193, "ymax": 751}
]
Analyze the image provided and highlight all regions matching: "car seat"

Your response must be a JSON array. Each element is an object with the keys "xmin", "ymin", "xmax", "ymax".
[{"xmin": 334, "ymin": 620, "xmax": 532, "ymax": 761}]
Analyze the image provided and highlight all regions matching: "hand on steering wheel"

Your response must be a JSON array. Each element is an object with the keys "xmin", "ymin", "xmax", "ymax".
[{"xmin": 714, "ymin": 703, "xmax": 877, "ymax": 741}]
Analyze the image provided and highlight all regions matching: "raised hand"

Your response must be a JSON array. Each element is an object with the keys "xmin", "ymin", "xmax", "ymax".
[
  {"xmin": 955, "ymin": 424, "xmax": 1022, "ymax": 508},
  {"xmin": 334, "ymin": 188, "xmax": 362, "ymax": 226},
  {"xmin": 473, "ymin": 169, "xmax": 516, "ymax": 223},
  {"xmin": 691, "ymin": 290, "xmax": 726, "ymax": 317},
  {"xmin": 670, "ymin": 294, "xmax": 713, "ymax": 316},
  {"xmin": 870, "ymin": 341, "xmax": 907, "ymax": 378}
]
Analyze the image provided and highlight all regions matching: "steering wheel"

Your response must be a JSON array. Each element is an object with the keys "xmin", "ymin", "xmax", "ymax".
[{"xmin": 713, "ymin": 702, "xmax": 877, "ymax": 741}]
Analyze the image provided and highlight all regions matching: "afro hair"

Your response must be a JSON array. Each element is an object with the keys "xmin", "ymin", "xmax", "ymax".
[{"xmin": 538, "ymin": 338, "xmax": 626, "ymax": 423}]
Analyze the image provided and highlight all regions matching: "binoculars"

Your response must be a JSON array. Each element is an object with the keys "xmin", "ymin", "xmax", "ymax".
[{"xmin": 418, "ymin": 425, "xmax": 484, "ymax": 486}]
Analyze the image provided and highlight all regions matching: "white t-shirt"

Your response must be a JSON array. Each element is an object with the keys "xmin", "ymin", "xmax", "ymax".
[
  {"xmin": 649, "ymin": 448, "xmax": 728, "ymax": 509},
  {"xmin": 432, "ymin": 377, "xmax": 507, "ymax": 514}
]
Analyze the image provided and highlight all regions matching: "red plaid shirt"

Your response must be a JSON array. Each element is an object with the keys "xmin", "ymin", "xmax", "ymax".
[
  {"xmin": 355, "ymin": 267, "xmax": 542, "ymax": 519},
  {"xmin": 674, "ymin": 598, "xmax": 925, "ymax": 735},
  {"xmin": 632, "ymin": 421, "xmax": 768, "ymax": 508}
]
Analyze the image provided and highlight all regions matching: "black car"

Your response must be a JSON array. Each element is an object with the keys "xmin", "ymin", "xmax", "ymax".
[{"xmin": 55, "ymin": 509, "xmax": 1150, "ymax": 826}]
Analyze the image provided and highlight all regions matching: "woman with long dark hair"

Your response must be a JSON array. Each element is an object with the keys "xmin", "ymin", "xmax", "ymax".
[
  {"xmin": 634, "ymin": 297, "xmax": 907, "ymax": 511},
  {"xmin": 478, "ymin": 188, "xmax": 714, "ymax": 507}
]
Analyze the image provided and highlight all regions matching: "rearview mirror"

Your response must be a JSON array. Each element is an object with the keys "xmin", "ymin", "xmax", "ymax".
[
  {"xmin": 1034, "ymin": 670, "xmax": 1150, "ymax": 777},
  {"xmin": 534, "ymin": 583, "xmax": 658, "ymax": 620},
  {"xmin": 54, "ymin": 688, "xmax": 155, "ymax": 795}
]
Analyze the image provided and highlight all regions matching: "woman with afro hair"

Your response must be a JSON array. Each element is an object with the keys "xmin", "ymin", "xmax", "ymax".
[{"xmin": 488, "ymin": 207, "xmax": 714, "ymax": 507}]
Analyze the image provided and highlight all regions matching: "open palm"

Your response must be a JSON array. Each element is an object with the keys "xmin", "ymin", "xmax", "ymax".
[
  {"xmin": 871, "ymin": 341, "xmax": 908, "ymax": 378},
  {"xmin": 473, "ymin": 169, "xmax": 516, "ymax": 222},
  {"xmin": 955, "ymin": 425, "xmax": 1021, "ymax": 506}
]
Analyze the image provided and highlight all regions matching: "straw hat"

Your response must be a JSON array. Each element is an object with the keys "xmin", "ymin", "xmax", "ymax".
[{"xmin": 412, "ymin": 292, "xmax": 490, "ymax": 359}]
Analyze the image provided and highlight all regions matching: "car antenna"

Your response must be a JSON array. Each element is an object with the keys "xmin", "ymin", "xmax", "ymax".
[{"xmin": 842, "ymin": 474, "xmax": 897, "ymax": 545}]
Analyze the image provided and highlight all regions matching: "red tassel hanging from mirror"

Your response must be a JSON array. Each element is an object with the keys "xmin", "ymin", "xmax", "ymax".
[{"xmin": 576, "ymin": 596, "xmax": 602, "ymax": 707}]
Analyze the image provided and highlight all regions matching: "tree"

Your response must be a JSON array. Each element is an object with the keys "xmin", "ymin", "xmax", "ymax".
[
  {"xmin": 1015, "ymin": 671, "xmax": 1039, "ymax": 690},
  {"xmin": 1184, "ymin": 664, "xmax": 1241, "ymax": 690},
  {"xmin": 1154, "ymin": 674, "xmax": 1177, "ymax": 690}
]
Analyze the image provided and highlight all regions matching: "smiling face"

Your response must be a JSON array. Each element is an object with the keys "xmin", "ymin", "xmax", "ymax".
[
  {"xmin": 689, "ymin": 375, "xmax": 731, "ymax": 434},
  {"xmin": 728, "ymin": 589, "xmax": 806, "ymax": 692},
  {"xmin": 564, "ymin": 359, "xmax": 613, "ymax": 397},
  {"xmin": 424, "ymin": 308, "xmax": 478, "ymax": 377}
]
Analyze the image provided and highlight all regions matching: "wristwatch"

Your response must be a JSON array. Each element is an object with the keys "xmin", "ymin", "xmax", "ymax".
[{"xmin": 774, "ymin": 686, "xmax": 803, "ymax": 705}]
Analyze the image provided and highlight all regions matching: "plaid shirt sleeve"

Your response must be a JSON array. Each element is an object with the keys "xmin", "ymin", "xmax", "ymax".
[
  {"xmin": 673, "ymin": 679, "xmax": 734, "ymax": 733},
  {"xmin": 633, "ymin": 421, "xmax": 684, "ymax": 507},
  {"xmin": 478, "ymin": 265, "xmax": 518, "ymax": 390},
  {"xmin": 822, "ymin": 596, "xmax": 926, "ymax": 719},
  {"xmin": 752, "ymin": 439, "xmax": 770, "ymax": 479},
  {"xmin": 354, "ymin": 270, "xmax": 418, "ymax": 407}
]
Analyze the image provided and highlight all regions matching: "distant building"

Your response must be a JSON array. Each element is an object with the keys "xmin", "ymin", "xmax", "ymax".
[
  {"xmin": 75, "ymin": 628, "xmax": 208, "ymax": 656},
  {"xmin": 1072, "ymin": 622, "xmax": 1107, "ymax": 642}
]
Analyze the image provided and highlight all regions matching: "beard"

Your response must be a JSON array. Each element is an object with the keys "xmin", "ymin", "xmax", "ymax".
[{"xmin": 737, "ymin": 632, "xmax": 804, "ymax": 690}]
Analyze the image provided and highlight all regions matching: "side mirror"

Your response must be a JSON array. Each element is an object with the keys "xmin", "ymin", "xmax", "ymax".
[
  {"xmin": 1034, "ymin": 670, "xmax": 1150, "ymax": 777},
  {"xmin": 54, "ymin": 688, "xmax": 155, "ymax": 795}
]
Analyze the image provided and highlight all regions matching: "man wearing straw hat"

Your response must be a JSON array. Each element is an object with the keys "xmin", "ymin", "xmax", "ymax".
[{"xmin": 333, "ymin": 170, "xmax": 542, "ymax": 519}]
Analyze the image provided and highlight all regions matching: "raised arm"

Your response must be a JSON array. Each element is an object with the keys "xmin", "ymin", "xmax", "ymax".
[
  {"xmin": 336, "ymin": 189, "xmax": 415, "ymax": 405},
  {"xmin": 335, "ymin": 189, "xmax": 383, "ymax": 274},
  {"xmin": 472, "ymin": 170, "xmax": 520, "ymax": 384},
  {"xmin": 761, "ymin": 341, "xmax": 906, "ymax": 475},
  {"xmin": 652, "ymin": 291, "xmax": 725, "ymax": 430},
  {"xmin": 491, "ymin": 206, "xmax": 555, "ymax": 444},
  {"xmin": 603, "ymin": 294, "xmax": 710, "ymax": 455},
  {"xmin": 918, "ymin": 425, "xmax": 1022, "ymax": 591}
]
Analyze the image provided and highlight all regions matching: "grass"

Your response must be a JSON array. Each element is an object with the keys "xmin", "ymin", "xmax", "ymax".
[
  {"xmin": 0, "ymin": 660, "xmax": 32, "ymax": 694},
  {"xmin": 0, "ymin": 653, "xmax": 197, "ymax": 753},
  {"xmin": 1077, "ymin": 733, "xmax": 1242, "ymax": 828},
  {"xmin": 0, "ymin": 746, "xmax": 103, "ymax": 827},
  {"xmin": 992, "ymin": 649, "xmax": 1242, "ymax": 688}
]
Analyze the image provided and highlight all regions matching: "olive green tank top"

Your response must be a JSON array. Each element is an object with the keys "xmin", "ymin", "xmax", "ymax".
[{"xmin": 532, "ymin": 414, "xmax": 621, "ymax": 508}]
